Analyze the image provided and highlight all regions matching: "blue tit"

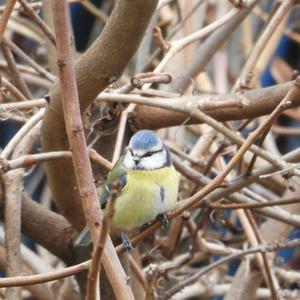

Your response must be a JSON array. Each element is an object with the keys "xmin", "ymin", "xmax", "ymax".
[{"xmin": 75, "ymin": 129, "xmax": 180, "ymax": 251}]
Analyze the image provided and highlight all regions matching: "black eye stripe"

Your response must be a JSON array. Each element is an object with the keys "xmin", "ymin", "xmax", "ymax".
[
  {"xmin": 142, "ymin": 149, "xmax": 163, "ymax": 158},
  {"xmin": 128, "ymin": 148, "xmax": 163, "ymax": 158}
]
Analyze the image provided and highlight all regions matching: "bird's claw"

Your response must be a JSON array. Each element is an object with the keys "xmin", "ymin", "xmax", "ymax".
[
  {"xmin": 121, "ymin": 231, "xmax": 133, "ymax": 252},
  {"xmin": 157, "ymin": 213, "xmax": 169, "ymax": 228}
]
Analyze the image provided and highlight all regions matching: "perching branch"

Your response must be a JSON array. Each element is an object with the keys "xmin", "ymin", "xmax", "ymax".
[
  {"xmin": 42, "ymin": 0, "xmax": 159, "ymax": 230},
  {"xmin": 50, "ymin": 1, "xmax": 134, "ymax": 299}
]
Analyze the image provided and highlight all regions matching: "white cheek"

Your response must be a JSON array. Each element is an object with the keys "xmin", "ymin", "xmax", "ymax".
[
  {"xmin": 123, "ymin": 152, "xmax": 134, "ymax": 169},
  {"xmin": 140, "ymin": 151, "xmax": 166, "ymax": 169}
]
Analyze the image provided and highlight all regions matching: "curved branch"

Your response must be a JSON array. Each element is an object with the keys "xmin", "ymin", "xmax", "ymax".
[
  {"xmin": 41, "ymin": 0, "xmax": 159, "ymax": 229},
  {"xmin": 132, "ymin": 82, "xmax": 293, "ymax": 129},
  {"xmin": 0, "ymin": 185, "xmax": 73, "ymax": 262}
]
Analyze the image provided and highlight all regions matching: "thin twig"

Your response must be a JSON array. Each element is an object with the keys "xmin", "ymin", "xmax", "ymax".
[
  {"xmin": 3, "ymin": 38, "xmax": 56, "ymax": 82},
  {"xmin": 52, "ymin": 2, "xmax": 134, "ymax": 299},
  {"xmin": 86, "ymin": 182, "xmax": 119, "ymax": 300},
  {"xmin": 170, "ymin": 78, "xmax": 299, "ymax": 220},
  {"xmin": 0, "ymin": 1, "xmax": 41, "ymax": 13},
  {"xmin": 0, "ymin": 149, "xmax": 111, "ymax": 173},
  {"xmin": 1, "ymin": 109, "xmax": 44, "ymax": 159},
  {"xmin": 128, "ymin": 255, "xmax": 146, "ymax": 290},
  {"xmin": 1, "ymin": 76, "xmax": 27, "ymax": 100},
  {"xmin": 244, "ymin": 210, "xmax": 281, "ymax": 300},
  {"xmin": 113, "ymin": 5, "xmax": 240, "ymax": 160},
  {"xmin": 233, "ymin": 0, "xmax": 295, "ymax": 90},
  {"xmin": 0, "ymin": 260, "xmax": 91, "ymax": 287},
  {"xmin": 3, "ymin": 170, "xmax": 23, "ymax": 300},
  {"xmin": 79, "ymin": 0, "xmax": 108, "ymax": 23},
  {"xmin": 95, "ymin": 93, "xmax": 291, "ymax": 170},
  {"xmin": 115, "ymin": 120, "xmax": 300, "ymax": 254},
  {"xmin": 52, "ymin": 0, "xmax": 102, "ymax": 249},
  {"xmin": 0, "ymin": 98, "xmax": 46, "ymax": 111},
  {"xmin": 0, "ymin": 151, "xmax": 72, "ymax": 173},
  {"xmin": 272, "ymin": 125, "xmax": 300, "ymax": 136},
  {"xmin": 0, "ymin": 41, "xmax": 32, "ymax": 99},
  {"xmin": 160, "ymin": 238, "xmax": 300, "ymax": 299},
  {"xmin": 18, "ymin": 0, "xmax": 56, "ymax": 45},
  {"xmin": 208, "ymin": 197, "xmax": 300, "ymax": 210},
  {"xmin": 0, "ymin": 0, "xmax": 17, "ymax": 41},
  {"xmin": 0, "ymin": 238, "xmax": 298, "ymax": 290}
]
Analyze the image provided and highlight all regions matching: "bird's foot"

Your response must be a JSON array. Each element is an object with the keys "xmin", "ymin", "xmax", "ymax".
[
  {"xmin": 157, "ymin": 213, "xmax": 169, "ymax": 229},
  {"xmin": 120, "ymin": 231, "xmax": 133, "ymax": 252}
]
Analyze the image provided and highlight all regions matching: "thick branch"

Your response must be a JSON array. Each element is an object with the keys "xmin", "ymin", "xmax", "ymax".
[
  {"xmin": 42, "ymin": 0, "xmax": 159, "ymax": 230},
  {"xmin": 132, "ymin": 81, "xmax": 293, "ymax": 129},
  {"xmin": 51, "ymin": 2, "xmax": 135, "ymax": 300},
  {"xmin": 3, "ymin": 170, "xmax": 22, "ymax": 300},
  {"xmin": 20, "ymin": 193, "xmax": 73, "ymax": 262},
  {"xmin": 0, "ymin": 185, "xmax": 73, "ymax": 262}
]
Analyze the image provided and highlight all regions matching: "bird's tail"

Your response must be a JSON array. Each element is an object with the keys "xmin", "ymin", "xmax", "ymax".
[{"xmin": 74, "ymin": 226, "xmax": 92, "ymax": 247}]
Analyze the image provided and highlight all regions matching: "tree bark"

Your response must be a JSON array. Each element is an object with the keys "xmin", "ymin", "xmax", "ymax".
[
  {"xmin": 133, "ymin": 81, "xmax": 294, "ymax": 129},
  {"xmin": 42, "ymin": 0, "xmax": 159, "ymax": 230}
]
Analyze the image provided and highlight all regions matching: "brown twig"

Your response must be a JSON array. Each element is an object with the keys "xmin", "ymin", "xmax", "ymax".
[
  {"xmin": 96, "ymin": 93, "xmax": 290, "ymax": 169},
  {"xmin": 143, "ymin": 0, "xmax": 205, "ymax": 71},
  {"xmin": 1, "ymin": 80, "xmax": 299, "ymax": 125},
  {"xmin": 244, "ymin": 210, "xmax": 280, "ymax": 300},
  {"xmin": 19, "ymin": 192, "xmax": 73, "ymax": 262},
  {"xmin": 0, "ymin": 151, "xmax": 72, "ymax": 173},
  {"xmin": 18, "ymin": 0, "xmax": 56, "ymax": 45},
  {"xmin": 3, "ymin": 170, "xmax": 23, "ymax": 300},
  {"xmin": 172, "ymin": 77, "xmax": 297, "ymax": 216},
  {"xmin": 0, "ymin": 237, "xmax": 299, "ymax": 290},
  {"xmin": 1, "ymin": 109, "xmax": 44, "ymax": 159},
  {"xmin": 0, "ymin": 60, "xmax": 40, "ymax": 76},
  {"xmin": 112, "ymin": 4, "xmax": 241, "ymax": 159},
  {"xmin": 0, "ymin": 149, "xmax": 112, "ymax": 173},
  {"xmin": 0, "ymin": 98, "xmax": 46, "ymax": 111},
  {"xmin": 128, "ymin": 254, "xmax": 146, "ymax": 290},
  {"xmin": 208, "ymin": 197, "xmax": 300, "ymax": 210},
  {"xmin": 0, "ymin": 0, "xmax": 17, "ymax": 41},
  {"xmin": 245, "ymin": 125, "xmax": 269, "ymax": 175},
  {"xmin": 2, "ymin": 106, "xmax": 45, "ymax": 299},
  {"xmin": 42, "ymin": 0, "xmax": 159, "ymax": 232},
  {"xmin": 89, "ymin": 149, "xmax": 112, "ymax": 171},
  {"xmin": 233, "ymin": 0, "xmax": 295, "ymax": 90},
  {"xmin": 0, "ymin": 41, "xmax": 32, "ymax": 99},
  {"xmin": 85, "ymin": 182, "xmax": 119, "ymax": 300},
  {"xmin": 52, "ymin": 1, "xmax": 134, "ymax": 299},
  {"xmin": 79, "ymin": 0, "xmax": 108, "ymax": 23},
  {"xmin": 152, "ymin": 26, "xmax": 170, "ymax": 52},
  {"xmin": 115, "ymin": 125, "xmax": 300, "ymax": 254},
  {"xmin": 272, "ymin": 125, "xmax": 300, "ymax": 136},
  {"xmin": 0, "ymin": 260, "xmax": 90, "ymax": 288},
  {"xmin": 52, "ymin": 0, "xmax": 102, "ymax": 249},
  {"xmin": 3, "ymin": 38, "xmax": 56, "ymax": 82},
  {"xmin": 0, "ymin": 1, "xmax": 41, "ymax": 13},
  {"xmin": 130, "ymin": 72, "xmax": 172, "ymax": 89},
  {"xmin": 1, "ymin": 76, "xmax": 27, "ymax": 100},
  {"xmin": 160, "ymin": 238, "xmax": 300, "ymax": 299}
]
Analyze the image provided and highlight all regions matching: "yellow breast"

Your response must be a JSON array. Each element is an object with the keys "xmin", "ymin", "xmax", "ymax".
[{"xmin": 112, "ymin": 166, "xmax": 179, "ymax": 229}]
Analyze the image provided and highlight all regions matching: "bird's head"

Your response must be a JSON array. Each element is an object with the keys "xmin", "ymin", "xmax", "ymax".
[{"xmin": 123, "ymin": 130, "xmax": 171, "ymax": 170}]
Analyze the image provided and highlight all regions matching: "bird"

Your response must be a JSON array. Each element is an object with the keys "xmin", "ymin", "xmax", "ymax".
[{"xmin": 75, "ymin": 129, "xmax": 180, "ymax": 251}]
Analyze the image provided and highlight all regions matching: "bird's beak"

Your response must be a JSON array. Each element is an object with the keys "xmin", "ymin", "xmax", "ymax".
[{"xmin": 133, "ymin": 156, "xmax": 140, "ymax": 165}]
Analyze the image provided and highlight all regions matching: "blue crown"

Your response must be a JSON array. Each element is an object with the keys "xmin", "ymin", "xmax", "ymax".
[{"xmin": 129, "ymin": 130, "xmax": 161, "ymax": 150}]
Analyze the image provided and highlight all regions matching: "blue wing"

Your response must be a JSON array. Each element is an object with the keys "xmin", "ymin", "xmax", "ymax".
[
  {"xmin": 100, "ymin": 156, "xmax": 128, "ymax": 209},
  {"xmin": 100, "ymin": 174, "xmax": 127, "ymax": 209},
  {"xmin": 74, "ymin": 159, "xmax": 127, "ymax": 248}
]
